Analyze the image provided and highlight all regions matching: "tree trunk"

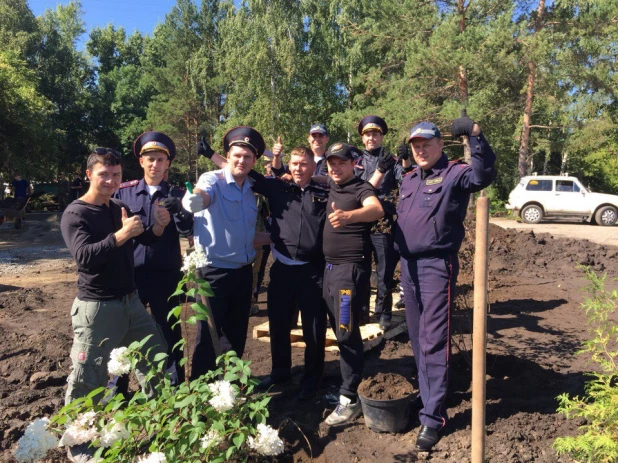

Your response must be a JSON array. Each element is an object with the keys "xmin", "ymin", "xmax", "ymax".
[
  {"xmin": 518, "ymin": 0, "xmax": 545, "ymax": 180},
  {"xmin": 457, "ymin": 0, "xmax": 471, "ymax": 165}
]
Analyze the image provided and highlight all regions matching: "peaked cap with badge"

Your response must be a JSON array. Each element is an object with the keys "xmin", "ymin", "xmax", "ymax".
[
  {"xmin": 357, "ymin": 115, "xmax": 388, "ymax": 136},
  {"xmin": 134, "ymin": 131, "xmax": 176, "ymax": 161},
  {"xmin": 223, "ymin": 126, "xmax": 266, "ymax": 159}
]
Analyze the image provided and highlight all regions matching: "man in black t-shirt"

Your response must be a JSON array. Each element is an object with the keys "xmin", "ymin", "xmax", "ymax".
[
  {"xmin": 321, "ymin": 142, "xmax": 384, "ymax": 427},
  {"xmin": 60, "ymin": 148, "xmax": 170, "ymax": 461}
]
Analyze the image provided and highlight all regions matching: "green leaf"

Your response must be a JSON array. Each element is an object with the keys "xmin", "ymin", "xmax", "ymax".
[
  {"xmin": 167, "ymin": 305, "xmax": 183, "ymax": 321},
  {"xmin": 233, "ymin": 433, "xmax": 245, "ymax": 447}
]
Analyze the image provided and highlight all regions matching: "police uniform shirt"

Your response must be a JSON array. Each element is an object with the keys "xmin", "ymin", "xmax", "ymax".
[
  {"xmin": 395, "ymin": 133, "xmax": 496, "ymax": 258},
  {"xmin": 249, "ymin": 171, "xmax": 328, "ymax": 264},
  {"xmin": 353, "ymin": 147, "xmax": 400, "ymax": 199},
  {"xmin": 114, "ymin": 178, "xmax": 193, "ymax": 271},
  {"xmin": 194, "ymin": 167, "xmax": 258, "ymax": 269},
  {"xmin": 323, "ymin": 177, "xmax": 377, "ymax": 264},
  {"xmin": 60, "ymin": 199, "xmax": 159, "ymax": 301}
]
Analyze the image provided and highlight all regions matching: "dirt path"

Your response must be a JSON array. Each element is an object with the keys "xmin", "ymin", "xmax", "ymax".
[
  {"xmin": 2, "ymin": 216, "xmax": 618, "ymax": 462},
  {"xmin": 491, "ymin": 217, "xmax": 618, "ymax": 247}
]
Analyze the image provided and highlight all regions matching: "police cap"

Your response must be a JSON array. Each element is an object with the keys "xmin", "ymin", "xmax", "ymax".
[
  {"xmin": 357, "ymin": 115, "xmax": 388, "ymax": 136},
  {"xmin": 133, "ymin": 131, "xmax": 176, "ymax": 161},
  {"xmin": 325, "ymin": 142, "xmax": 362, "ymax": 161},
  {"xmin": 223, "ymin": 126, "xmax": 266, "ymax": 158},
  {"xmin": 408, "ymin": 122, "xmax": 441, "ymax": 142}
]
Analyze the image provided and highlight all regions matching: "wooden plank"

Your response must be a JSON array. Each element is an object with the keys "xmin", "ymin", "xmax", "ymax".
[{"xmin": 253, "ymin": 314, "xmax": 406, "ymax": 353}]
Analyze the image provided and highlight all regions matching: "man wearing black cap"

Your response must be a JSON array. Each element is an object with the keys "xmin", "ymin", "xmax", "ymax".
[
  {"xmin": 114, "ymin": 131, "xmax": 193, "ymax": 384},
  {"xmin": 321, "ymin": 142, "xmax": 384, "ymax": 426},
  {"xmin": 354, "ymin": 115, "xmax": 410, "ymax": 330},
  {"xmin": 395, "ymin": 116, "xmax": 496, "ymax": 451},
  {"xmin": 182, "ymin": 126, "xmax": 265, "ymax": 378}
]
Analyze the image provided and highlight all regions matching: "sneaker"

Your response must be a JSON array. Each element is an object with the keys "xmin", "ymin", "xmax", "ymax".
[
  {"xmin": 67, "ymin": 443, "xmax": 100, "ymax": 463},
  {"xmin": 394, "ymin": 299, "xmax": 405, "ymax": 309},
  {"xmin": 324, "ymin": 395, "xmax": 362, "ymax": 426}
]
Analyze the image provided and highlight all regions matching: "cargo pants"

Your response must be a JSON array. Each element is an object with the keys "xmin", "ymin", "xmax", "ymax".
[{"xmin": 65, "ymin": 291, "xmax": 168, "ymax": 405}]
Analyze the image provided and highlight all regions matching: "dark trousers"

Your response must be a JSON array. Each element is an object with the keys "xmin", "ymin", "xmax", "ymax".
[
  {"xmin": 369, "ymin": 232, "xmax": 398, "ymax": 319},
  {"xmin": 323, "ymin": 261, "xmax": 371, "ymax": 398},
  {"xmin": 267, "ymin": 260, "xmax": 327, "ymax": 392},
  {"xmin": 400, "ymin": 254, "xmax": 459, "ymax": 430},
  {"xmin": 255, "ymin": 245, "xmax": 271, "ymax": 298},
  {"xmin": 135, "ymin": 268, "xmax": 185, "ymax": 382},
  {"xmin": 191, "ymin": 264, "xmax": 253, "ymax": 379}
]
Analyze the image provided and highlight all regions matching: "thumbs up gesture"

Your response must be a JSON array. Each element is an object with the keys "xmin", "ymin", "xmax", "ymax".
[
  {"xmin": 154, "ymin": 203, "xmax": 171, "ymax": 228},
  {"xmin": 272, "ymin": 136, "xmax": 283, "ymax": 157},
  {"xmin": 120, "ymin": 207, "xmax": 144, "ymax": 239},
  {"xmin": 328, "ymin": 202, "xmax": 349, "ymax": 229}
]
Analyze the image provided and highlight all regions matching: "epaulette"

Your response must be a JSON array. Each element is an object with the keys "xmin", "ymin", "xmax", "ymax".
[
  {"xmin": 119, "ymin": 180, "xmax": 139, "ymax": 188},
  {"xmin": 403, "ymin": 168, "xmax": 418, "ymax": 177},
  {"xmin": 448, "ymin": 158, "xmax": 466, "ymax": 164}
]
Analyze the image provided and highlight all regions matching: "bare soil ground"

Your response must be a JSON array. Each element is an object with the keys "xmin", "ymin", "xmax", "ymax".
[{"xmin": 1, "ymin": 212, "xmax": 618, "ymax": 462}]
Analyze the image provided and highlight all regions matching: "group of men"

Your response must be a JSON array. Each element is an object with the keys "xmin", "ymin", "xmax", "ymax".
[{"xmin": 60, "ymin": 113, "xmax": 495, "ymax": 462}]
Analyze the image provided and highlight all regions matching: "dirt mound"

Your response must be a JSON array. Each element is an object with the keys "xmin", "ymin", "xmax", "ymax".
[
  {"xmin": 358, "ymin": 372, "xmax": 415, "ymax": 400},
  {"xmin": 458, "ymin": 222, "xmax": 618, "ymax": 286}
]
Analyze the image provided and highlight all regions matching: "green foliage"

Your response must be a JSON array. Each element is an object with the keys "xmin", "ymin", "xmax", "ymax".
[
  {"xmin": 1, "ymin": 0, "xmax": 618, "ymax": 195},
  {"xmin": 554, "ymin": 266, "xmax": 618, "ymax": 463},
  {"xmin": 48, "ymin": 350, "xmax": 273, "ymax": 462},
  {"xmin": 37, "ymin": 253, "xmax": 282, "ymax": 461}
]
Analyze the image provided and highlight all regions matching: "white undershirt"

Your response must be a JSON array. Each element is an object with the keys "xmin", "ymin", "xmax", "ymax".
[
  {"xmin": 147, "ymin": 185, "xmax": 161, "ymax": 197},
  {"xmin": 272, "ymin": 246, "xmax": 308, "ymax": 266}
]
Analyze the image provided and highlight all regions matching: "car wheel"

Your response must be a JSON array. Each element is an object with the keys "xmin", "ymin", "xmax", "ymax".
[
  {"xmin": 521, "ymin": 204, "xmax": 543, "ymax": 224},
  {"xmin": 594, "ymin": 206, "xmax": 617, "ymax": 226}
]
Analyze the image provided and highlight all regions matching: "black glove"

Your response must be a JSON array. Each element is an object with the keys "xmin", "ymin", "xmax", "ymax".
[
  {"xmin": 377, "ymin": 151, "xmax": 396, "ymax": 174},
  {"xmin": 197, "ymin": 136, "xmax": 215, "ymax": 159},
  {"xmin": 397, "ymin": 143, "xmax": 410, "ymax": 161},
  {"xmin": 451, "ymin": 115, "xmax": 476, "ymax": 138},
  {"xmin": 161, "ymin": 197, "xmax": 182, "ymax": 214}
]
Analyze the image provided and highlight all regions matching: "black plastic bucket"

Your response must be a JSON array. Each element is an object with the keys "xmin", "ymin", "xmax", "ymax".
[{"xmin": 358, "ymin": 392, "xmax": 414, "ymax": 433}]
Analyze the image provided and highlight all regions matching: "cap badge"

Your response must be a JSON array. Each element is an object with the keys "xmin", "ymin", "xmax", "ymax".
[{"xmin": 244, "ymin": 137, "xmax": 250, "ymax": 143}]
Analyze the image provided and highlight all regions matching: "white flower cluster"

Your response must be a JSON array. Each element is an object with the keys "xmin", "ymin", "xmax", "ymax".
[
  {"xmin": 99, "ymin": 419, "xmax": 130, "ymax": 448},
  {"xmin": 137, "ymin": 451, "xmax": 167, "ymax": 462},
  {"xmin": 59, "ymin": 411, "xmax": 99, "ymax": 447},
  {"xmin": 180, "ymin": 246, "xmax": 208, "ymax": 273},
  {"xmin": 13, "ymin": 418, "xmax": 59, "ymax": 463},
  {"xmin": 208, "ymin": 380, "xmax": 237, "ymax": 413},
  {"xmin": 107, "ymin": 347, "xmax": 132, "ymax": 376},
  {"xmin": 247, "ymin": 423, "xmax": 284, "ymax": 456},
  {"xmin": 200, "ymin": 428, "xmax": 223, "ymax": 449}
]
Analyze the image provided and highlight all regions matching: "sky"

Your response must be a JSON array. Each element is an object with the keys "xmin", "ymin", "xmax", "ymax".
[{"xmin": 28, "ymin": 0, "xmax": 180, "ymax": 43}]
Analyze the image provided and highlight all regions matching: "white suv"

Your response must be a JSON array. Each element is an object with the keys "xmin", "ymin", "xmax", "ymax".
[{"xmin": 506, "ymin": 175, "xmax": 618, "ymax": 226}]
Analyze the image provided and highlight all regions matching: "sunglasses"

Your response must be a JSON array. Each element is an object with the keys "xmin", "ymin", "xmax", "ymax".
[{"xmin": 93, "ymin": 147, "xmax": 122, "ymax": 157}]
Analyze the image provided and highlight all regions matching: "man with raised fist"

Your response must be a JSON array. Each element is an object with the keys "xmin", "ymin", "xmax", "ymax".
[
  {"xmin": 320, "ymin": 142, "xmax": 384, "ymax": 427},
  {"xmin": 60, "ymin": 148, "xmax": 170, "ymax": 463},
  {"xmin": 395, "ymin": 114, "xmax": 496, "ymax": 451}
]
